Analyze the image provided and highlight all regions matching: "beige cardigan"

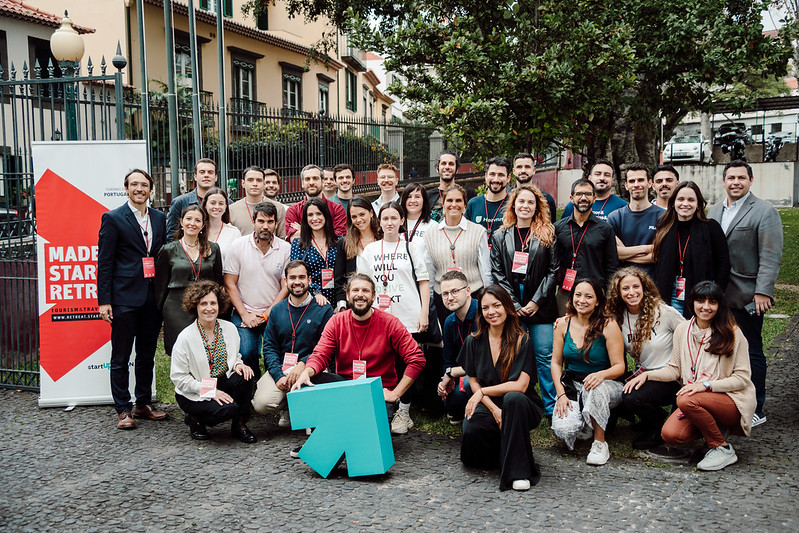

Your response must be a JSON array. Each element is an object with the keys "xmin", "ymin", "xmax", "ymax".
[{"xmin": 647, "ymin": 321, "xmax": 756, "ymax": 436}]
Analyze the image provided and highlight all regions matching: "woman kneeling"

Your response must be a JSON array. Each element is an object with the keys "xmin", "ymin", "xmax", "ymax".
[
  {"xmin": 459, "ymin": 285, "xmax": 544, "ymax": 491},
  {"xmin": 551, "ymin": 279, "xmax": 626, "ymax": 466},
  {"xmin": 170, "ymin": 280, "xmax": 257, "ymax": 443},
  {"xmin": 626, "ymin": 281, "xmax": 755, "ymax": 471}
]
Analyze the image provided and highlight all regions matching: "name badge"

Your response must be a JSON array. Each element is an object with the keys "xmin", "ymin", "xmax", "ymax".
[
  {"xmin": 200, "ymin": 377, "xmax": 217, "ymax": 399},
  {"xmin": 282, "ymin": 352, "xmax": 298, "ymax": 373},
  {"xmin": 562, "ymin": 268, "xmax": 577, "ymax": 291},
  {"xmin": 353, "ymin": 359, "xmax": 367, "ymax": 380},
  {"xmin": 447, "ymin": 266, "xmax": 463, "ymax": 273},
  {"xmin": 459, "ymin": 376, "xmax": 466, "ymax": 393},
  {"xmin": 321, "ymin": 268, "xmax": 334, "ymax": 289},
  {"xmin": 675, "ymin": 276, "xmax": 686, "ymax": 301},
  {"xmin": 378, "ymin": 294, "xmax": 391, "ymax": 311},
  {"xmin": 512, "ymin": 251, "xmax": 529, "ymax": 274},
  {"xmin": 142, "ymin": 257, "xmax": 155, "ymax": 278}
]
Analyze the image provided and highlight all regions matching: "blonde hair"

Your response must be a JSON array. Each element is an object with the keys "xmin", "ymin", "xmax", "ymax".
[{"xmin": 501, "ymin": 185, "xmax": 554, "ymax": 246}]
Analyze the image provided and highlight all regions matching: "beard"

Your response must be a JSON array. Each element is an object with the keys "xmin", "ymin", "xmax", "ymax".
[
  {"xmin": 350, "ymin": 298, "xmax": 372, "ymax": 316},
  {"xmin": 575, "ymin": 201, "xmax": 592, "ymax": 213},
  {"xmin": 289, "ymin": 285, "xmax": 308, "ymax": 299}
]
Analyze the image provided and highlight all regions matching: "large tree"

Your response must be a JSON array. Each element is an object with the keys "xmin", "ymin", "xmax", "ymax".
[{"xmin": 246, "ymin": 0, "xmax": 794, "ymax": 171}]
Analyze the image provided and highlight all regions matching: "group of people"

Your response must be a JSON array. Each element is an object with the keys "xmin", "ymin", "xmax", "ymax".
[{"xmin": 97, "ymin": 152, "xmax": 782, "ymax": 491}]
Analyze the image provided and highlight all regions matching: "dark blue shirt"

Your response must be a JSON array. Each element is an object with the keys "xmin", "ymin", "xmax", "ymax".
[
  {"xmin": 465, "ymin": 194, "xmax": 509, "ymax": 242},
  {"xmin": 442, "ymin": 298, "xmax": 479, "ymax": 371},
  {"xmin": 561, "ymin": 194, "xmax": 627, "ymax": 222},
  {"xmin": 607, "ymin": 204, "xmax": 665, "ymax": 276}
]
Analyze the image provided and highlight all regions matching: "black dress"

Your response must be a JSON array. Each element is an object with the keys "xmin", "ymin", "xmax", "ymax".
[
  {"xmin": 458, "ymin": 333, "xmax": 544, "ymax": 490},
  {"xmin": 155, "ymin": 241, "xmax": 223, "ymax": 354}
]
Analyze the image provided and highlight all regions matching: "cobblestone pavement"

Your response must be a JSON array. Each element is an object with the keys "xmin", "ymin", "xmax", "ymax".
[{"xmin": 2, "ymin": 317, "xmax": 798, "ymax": 532}]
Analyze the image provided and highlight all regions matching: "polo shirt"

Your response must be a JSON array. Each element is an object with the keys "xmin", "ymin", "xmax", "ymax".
[{"xmin": 223, "ymin": 234, "xmax": 290, "ymax": 314}]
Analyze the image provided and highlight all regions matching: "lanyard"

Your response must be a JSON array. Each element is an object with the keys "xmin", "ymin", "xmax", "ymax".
[
  {"xmin": 457, "ymin": 319, "xmax": 471, "ymax": 345},
  {"xmin": 677, "ymin": 233, "xmax": 691, "ymax": 277},
  {"xmin": 595, "ymin": 196, "xmax": 611, "ymax": 215},
  {"xmin": 408, "ymin": 218, "xmax": 423, "ymax": 242},
  {"xmin": 197, "ymin": 320, "xmax": 219, "ymax": 370},
  {"xmin": 686, "ymin": 317, "xmax": 708, "ymax": 381},
  {"xmin": 625, "ymin": 310, "xmax": 641, "ymax": 364},
  {"xmin": 312, "ymin": 237, "xmax": 329, "ymax": 268},
  {"xmin": 350, "ymin": 312, "xmax": 373, "ymax": 360},
  {"xmin": 381, "ymin": 239, "xmax": 402, "ymax": 288},
  {"xmin": 569, "ymin": 221, "xmax": 590, "ymax": 269},
  {"xmin": 443, "ymin": 227, "xmax": 465, "ymax": 264},
  {"xmin": 287, "ymin": 302, "xmax": 311, "ymax": 352},
  {"xmin": 137, "ymin": 210, "xmax": 150, "ymax": 252},
  {"xmin": 212, "ymin": 224, "xmax": 223, "ymax": 243},
  {"xmin": 483, "ymin": 194, "xmax": 507, "ymax": 236},
  {"xmin": 516, "ymin": 225, "xmax": 531, "ymax": 252},
  {"xmin": 180, "ymin": 239, "xmax": 203, "ymax": 280}
]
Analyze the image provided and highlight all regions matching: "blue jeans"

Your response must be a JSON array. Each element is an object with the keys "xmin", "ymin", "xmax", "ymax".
[
  {"xmin": 523, "ymin": 322, "xmax": 555, "ymax": 415},
  {"xmin": 231, "ymin": 310, "xmax": 266, "ymax": 380}
]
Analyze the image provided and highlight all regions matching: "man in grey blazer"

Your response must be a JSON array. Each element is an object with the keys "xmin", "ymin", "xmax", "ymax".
[{"xmin": 709, "ymin": 160, "xmax": 783, "ymax": 428}]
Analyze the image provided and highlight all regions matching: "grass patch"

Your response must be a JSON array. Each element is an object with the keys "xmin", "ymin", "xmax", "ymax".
[
  {"xmin": 155, "ymin": 342, "xmax": 175, "ymax": 404},
  {"xmin": 777, "ymin": 208, "xmax": 799, "ymax": 286}
]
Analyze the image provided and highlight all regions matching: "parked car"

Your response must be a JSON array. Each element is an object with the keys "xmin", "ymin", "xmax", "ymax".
[
  {"xmin": 662, "ymin": 134, "xmax": 712, "ymax": 164},
  {"xmin": 0, "ymin": 203, "xmax": 34, "ymax": 238}
]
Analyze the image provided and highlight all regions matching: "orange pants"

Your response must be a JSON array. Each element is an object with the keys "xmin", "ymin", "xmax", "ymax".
[{"xmin": 661, "ymin": 391, "xmax": 742, "ymax": 449}]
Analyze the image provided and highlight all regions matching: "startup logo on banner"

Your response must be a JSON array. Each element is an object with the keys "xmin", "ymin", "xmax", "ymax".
[{"xmin": 45, "ymin": 244, "xmax": 99, "ymax": 318}]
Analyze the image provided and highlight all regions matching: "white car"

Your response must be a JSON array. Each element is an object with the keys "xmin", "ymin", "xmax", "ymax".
[{"xmin": 662, "ymin": 134, "xmax": 712, "ymax": 164}]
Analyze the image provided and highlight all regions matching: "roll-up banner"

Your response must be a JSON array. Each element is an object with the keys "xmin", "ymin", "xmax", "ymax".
[{"xmin": 33, "ymin": 141, "xmax": 152, "ymax": 407}]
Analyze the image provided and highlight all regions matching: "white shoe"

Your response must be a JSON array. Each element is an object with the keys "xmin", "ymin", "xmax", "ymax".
[
  {"xmin": 391, "ymin": 410, "xmax": 414, "ymax": 435},
  {"xmin": 512, "ymin": 479, "xmax": 531, "ymax": 491},
  {"xmin": 586, "ymin": 440, "xmax": 610, "ymax": 466},
  {"xmin": 278, "ymin": 410, "xmax": 291, "ymax": 428},
  {"xmin": 752, "ymin": 412, "xmax": 767, "ymax": 427},
  {"xmin": 697, "ymin": 444, "xmax": 738, "ymax": 471}
]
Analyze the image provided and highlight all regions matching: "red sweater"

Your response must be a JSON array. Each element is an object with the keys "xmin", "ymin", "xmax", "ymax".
[
  {"xmin": 285, "ymin": 197, "xmax": 347, "ymax": 239},
  {"xmin": 306, "ymin": 309, "xmax": 425, "ymax": 389}
]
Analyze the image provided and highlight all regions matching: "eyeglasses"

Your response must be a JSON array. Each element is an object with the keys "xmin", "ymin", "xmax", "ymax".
[
  {"xmin": 572, "ymin": 191, "xmax": 594, "ymax": 198},
  {"xmin": 442, "ymin": 286, "xmax": 469, "ymax": 299}
]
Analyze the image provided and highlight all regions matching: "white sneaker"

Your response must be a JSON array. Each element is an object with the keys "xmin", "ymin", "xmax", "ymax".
[
  {"xmin": 278, "ymin": 410, "xmax": 291, "ymax": 428},
  {"xmin": 512, "ymin": 479, "xmax": 531, "ymax": 491},
  {"xmin": 391, "ymin": 410, "xmax": 414, "ymax": 435},
  {"xmin": 586, "ymin": 440, "xmax": 610, "ymax": 466},
  {"xmin": 697, "ymin": 444, "xmax": 738, "ymax": 471},
  {"xmin": 752, "ymin": 412, "xmax": 767, "ymax": 427}
]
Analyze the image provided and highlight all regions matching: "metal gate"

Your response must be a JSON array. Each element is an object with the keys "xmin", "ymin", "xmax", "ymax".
[{"xmin": 0, "ymin": 58, "xmax": 126, "ymax": 389}]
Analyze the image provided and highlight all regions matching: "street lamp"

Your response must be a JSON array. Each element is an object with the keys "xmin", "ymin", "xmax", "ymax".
[{"xmin": 50, "ymin": 11, "xmax": 84, "ymax": 141}]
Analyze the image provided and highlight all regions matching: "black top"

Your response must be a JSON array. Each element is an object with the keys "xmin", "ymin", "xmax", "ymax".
[
  {"xmin": 458, "ymin": 333, "xmax": 543, "ymax": 406},
  {"xmin": 553, "ymin": 213, "xmax": 619, "ymax": 286},
  {"xmin": 333, "ymin": 238, "xmax": 356, "ymax": 306}
]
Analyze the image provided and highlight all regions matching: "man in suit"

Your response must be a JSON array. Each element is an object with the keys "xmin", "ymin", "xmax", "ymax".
[
  {"xmin": 98, "ymin": 169, "xmax": 168, "ymax": 429},
  {"xmin": 709, "ymin": 160, "xmax": 783, "ymax": 428}
]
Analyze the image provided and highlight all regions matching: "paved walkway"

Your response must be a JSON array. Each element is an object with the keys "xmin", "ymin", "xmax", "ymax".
[{"xmin": 2, "ymin": 317, "xmax": 798, "ymax": 532}]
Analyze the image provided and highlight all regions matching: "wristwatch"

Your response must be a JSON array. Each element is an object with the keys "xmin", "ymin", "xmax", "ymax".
[
  {"xmin": 445, "ymin": 367, "xmax": 453, "ymax": 378},
  {"xmin": 703, "ymin": 381, "xmax": 712, "ymax": 392}
]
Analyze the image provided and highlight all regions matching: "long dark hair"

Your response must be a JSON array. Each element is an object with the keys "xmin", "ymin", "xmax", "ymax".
[
  {"xmin": 299, "ymin": 197, "xmax": 337, "ymax": 249},
  {"xmin": 688, "ymin": 281, "xmax": 737, "ymax": 357},
  {"xmin": 565, "ymin": 278, "xmax": 608, "ymax": 363},
  {"xmin": 652, "ymin": 181, "xmax": 708, "ymax": 259},
  {"xmin": 400, "ymin": 182, "xmax": 432, "ymax": 225},
  {"xmin": 175, "ymin": 204, "xmax": 211, "ymax": 258},
  {"xmin": 201, "ymin": 186, "xmax": 231, "ymax": 223},
  {"xmin": 343, "ymin": 196, "xmax": 380, "ymax": 259},
  {"xmin": 473, "ymin": 284, "xmax": 528, "ymax": 381},
  {"xmin": 606, "ymin": 267, "xmax": 663, "ymax": 359}
]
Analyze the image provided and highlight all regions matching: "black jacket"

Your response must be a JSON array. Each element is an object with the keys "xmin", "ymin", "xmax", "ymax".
[{"xmin": 490, "ymin": 226, "xmax": 560, "ymax": 324}]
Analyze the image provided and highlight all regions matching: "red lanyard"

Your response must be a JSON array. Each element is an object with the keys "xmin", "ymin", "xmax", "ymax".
[
  {"xmin": 483, "ymin": 194, "xmax": 507, "ymax": 236},
  {"xmin": 244, "ymin": 198, "xmax": 262, "ymax": 224},
  {"xmin": 569, "ymin": 221, "xmax": 590, "ymax": 268},
  {"xmin": 408, "ymin": 218, "xmax": 423, "ymax": 242},
  {"xmin": 213, "ymin": 224, "xmax": 223, "ymax": 243},
  {"xmin": 686, "ymin": 317, "xmax": 708, "ymax": 381},
  {"xmin": 516, "ymin": 225, "xmax": 531, "ymax": 252},
  {"xmin": 350, "ymin": 312, "xmax": 373, "ymax": 360},
  {"xmin": 180, "ymin": 239, "xmax": 203, "ymax": 280},
  {"xmin": 287, "ymin": 301, "xmax": 311, "ymax": 352},
  {"xmin": 197, "ymin": 321, "xmax": 219, "ymax": 370},
  {"xmin": 443, "ymin": 227, "xmax": 465, "ymax": 264},
  {"xmin": 312, "ymin": 237, "xmax": 329, "ymax": 268},
  {"xmin": 678, "ymin": 234, "xmax": 691, "ymax": 277},
  {"xmin": 457, "ymin": 319, "xmax": 471, "ymax": 344},
  {"xmin": 381, "ymin": 239, "xmax": 402, "ymax": 287},
  {"xmin": 137, "ymin": 210, "xmax": 150, "ymax": 251},
  {"xmin": 595, "ymin": 196, "xmax": 611, "ymax": 215}
]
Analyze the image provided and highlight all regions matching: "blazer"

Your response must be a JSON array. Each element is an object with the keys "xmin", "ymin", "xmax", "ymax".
[
  {"xmin": 97, "ymin": 203, "xmax": 167, "ymax": 309},
  {"xmin": 708, "ymin": 193, "xmax": 783, "ymax": 309},
  {"xmin": 490, "ymin": 226, "xmax": 560, "ymax": 324}
]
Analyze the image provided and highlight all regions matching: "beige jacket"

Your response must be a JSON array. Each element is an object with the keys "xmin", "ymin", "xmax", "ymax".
[{"xmin": 647, "ymin": 320, "xmax": 756, "ymax": 436}]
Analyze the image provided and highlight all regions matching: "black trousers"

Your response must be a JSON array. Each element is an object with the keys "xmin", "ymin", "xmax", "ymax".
[
  {"xmin": 176, "ymin": 372, "xmax": 254, "ymax": 427},
  {"xmin": 732, "ymin": 308, "xmax": 767, "ymax": 413},
  {"xmin": 461, "ymin": 392, "xmax": 543, "ymax": 491},
  {"xmin": 110, "ymin": 294, "xmax": 161, "ymax": 413},
  {"xmin": 621, "ymin": 379, "xmax": 680, "ymax": 430}
]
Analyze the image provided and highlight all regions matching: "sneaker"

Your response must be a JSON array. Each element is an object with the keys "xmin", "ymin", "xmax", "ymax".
[
  {"xmin": 391, "ymin": 410, "xmax": 414, "ymax": 435},
  {"xmin": 632, "ymin": 430, "xmax": 664, "ymax": 450},
  {"xmin": 586, "ymin": 440, "xmax": 610, "ymax": 466},
  {"xmin": 447, "ymin": 414, "xmax": 464, "ymax": 426},
  {"xmin": 290, "ymin": 446, "xmax": 302, "ymax": 459},
  {"xmin": 278, "ymin": 410, "xmax": 291, "ymax": 428},
  {"xmin": 512, "ymin": 479, "xmax": 531, "ymax": 491},
  {"xmin": 752, "ymin": 412, "xmax": 767, "ymax": 428},
  {"xmin": 697, "ymin": 444, "xmax": 738, "ymax": 471}
]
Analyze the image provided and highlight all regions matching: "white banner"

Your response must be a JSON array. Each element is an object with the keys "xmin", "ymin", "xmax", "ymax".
[{"xmin": 33, "ymin": 141, "xmax": 153, "ymax": 407}]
